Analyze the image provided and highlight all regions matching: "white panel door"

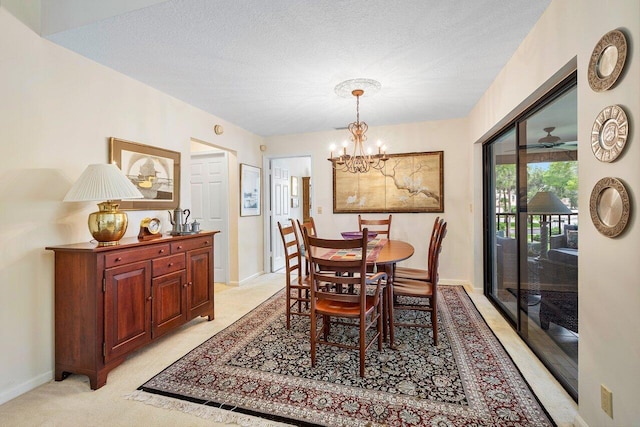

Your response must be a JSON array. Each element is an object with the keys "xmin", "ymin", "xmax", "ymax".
[
  {"xmin": 191, "ymin": 152, "xmax": 228, "ymax": 283},
  {"xmin": 271, "ymin": 164, "xmax": 290, "ymax": 272}
]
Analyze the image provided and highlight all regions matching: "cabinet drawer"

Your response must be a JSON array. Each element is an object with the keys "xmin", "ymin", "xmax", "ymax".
[
  {"xmin": 152, "ymin": 254, "xmax": 186, "ymax": 277},
  {"xmin": 171, "ymin": 236, "xmax": 213, "ymax": 253},
  {"xmin": 105, "ymin": 244, "xmax": 171, "ymax": 268}
]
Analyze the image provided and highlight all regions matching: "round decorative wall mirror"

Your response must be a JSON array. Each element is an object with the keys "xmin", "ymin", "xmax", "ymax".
[
  {"xmin": 588, "ymin": 29, "xmax": 627, "ymax": 92},
  {"xmin": 590, "ymin": 177, "xmax": 631, "ymax": 237}
]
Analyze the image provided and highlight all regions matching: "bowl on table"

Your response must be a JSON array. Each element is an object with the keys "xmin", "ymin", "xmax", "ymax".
[{"xmin": 340, "ymin": 231, "xmax": 378, "ymax": 240}]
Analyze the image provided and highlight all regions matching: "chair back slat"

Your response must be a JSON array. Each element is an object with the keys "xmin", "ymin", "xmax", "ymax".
[
  {"xmin": 429, "ymin": 222, "xmax": 447, "ymax": 287},
  {"xmin": 277, "ymin": 220, "xmax": 302, "ymax": 280},
  {"xmin": 297, "ymin": 217, "xmax": 317, "ymax": 239},
  {"xmin": 427, "ymin": 217, "xmax": 444, "ymax": 268},
  {"xmin": 358, "ymin": 214, "xmax": 392, "ymax": 238}
]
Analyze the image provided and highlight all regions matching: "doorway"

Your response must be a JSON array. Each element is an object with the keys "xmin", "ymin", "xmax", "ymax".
[{"xmin": 266, "ymin": 156, "xmax": 312, "ymax": 272}]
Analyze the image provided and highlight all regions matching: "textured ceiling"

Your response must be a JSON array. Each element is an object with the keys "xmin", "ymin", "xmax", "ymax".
[{"xmin": 45, "ymin": 0, "xmax": 551, "ymax": 137}]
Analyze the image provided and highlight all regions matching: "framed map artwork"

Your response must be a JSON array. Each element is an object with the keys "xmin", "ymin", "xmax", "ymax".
[{"xmin": 333, "ymin": 151, "xmax": 444, "ymax": 213}]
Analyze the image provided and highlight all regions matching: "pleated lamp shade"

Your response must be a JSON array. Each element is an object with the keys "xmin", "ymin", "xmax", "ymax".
[
  {"xmin": 528, "ymin": 191, "xmax": 571, "ymax": 259},
  {"xmin": 64, "ymin": 164, "xmax": 144, "ymax": 246},
  {"xmin": 64, "ymin": 164, "xmax": 144, "ymax": 201},
  {"xmin": 527, "ymin": 191, "xmax": 571, "ymax": 214}
]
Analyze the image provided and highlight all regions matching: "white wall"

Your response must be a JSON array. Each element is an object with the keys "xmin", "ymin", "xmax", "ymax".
[
  {"xmin": 0, "ymin": 6, "xmax": 264, "ymax": 403},
  {"xmin": 468, "ymin": 1, "xmax": 640, "ymax": 425},
  {"xmin": 265, "ymin": 118, "xmax": 474, "ymax": 286}
]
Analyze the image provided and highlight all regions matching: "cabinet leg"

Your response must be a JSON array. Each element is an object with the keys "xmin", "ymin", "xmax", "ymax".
[
  {"xmin": 54, "ymin": 369, "xmax": 70, "ymax": 382},
  {"xmin": 89, "ymin": 372, "xmax": 108, "ymax": 390}
]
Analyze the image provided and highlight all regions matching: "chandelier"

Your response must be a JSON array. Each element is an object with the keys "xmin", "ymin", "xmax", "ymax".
[{"xmin": 328, "ymin": 79, "xmax": 388, "ymax": 173}]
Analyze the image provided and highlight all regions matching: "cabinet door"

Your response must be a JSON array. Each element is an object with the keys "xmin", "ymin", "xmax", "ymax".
[
  {"xmin": 104, "ymin": 260, "xmax": 152, "ymax": 362},
  {"xmin": 152, "ymin": 270, "xmax": 187, "ymax": 338},
  {"xmin": 186, "ymin": 247, "xmax": 214, "ymax": 320}
]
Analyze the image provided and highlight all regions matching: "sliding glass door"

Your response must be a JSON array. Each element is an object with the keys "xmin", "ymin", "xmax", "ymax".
[{"xmin": 484, "ymin": 74, "xmax": 578, "ymax": 400}]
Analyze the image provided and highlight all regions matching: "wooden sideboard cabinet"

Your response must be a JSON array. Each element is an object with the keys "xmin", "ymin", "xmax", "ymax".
[{"xmin": 46, "ymin": 231, "xmax": 219, "ymax": 390}]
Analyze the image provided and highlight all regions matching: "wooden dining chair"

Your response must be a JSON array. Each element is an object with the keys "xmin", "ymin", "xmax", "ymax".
[
  {"xmin": 297, "ymin": 217, "xmax": 317, "ymax": 239},
  {"xmin": 358, "ymin": 214, "xmax": 392, "ymax": 238},
  {"xmin": 296, "ymin": 217, "xmax": 317, "ymax": 275},
  {"xmin": 394, "ymin": 217, "xmax": 443, "ymax": 281},
  {"xmin": 277, "ymin": 220, "xmax": 310, "ymax": 329},
  {"xmin": 392, "ymin": 220, "xmax": 447, "ymax": 345},
  {"xmin": 304, "ymin": 228, "xmax": 387, "ymax": 377}
]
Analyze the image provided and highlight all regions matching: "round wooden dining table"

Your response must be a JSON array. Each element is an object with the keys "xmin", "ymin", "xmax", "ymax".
[{"xmin": 372, "ymin": 239, "xmax": 414, "ymax": 348}]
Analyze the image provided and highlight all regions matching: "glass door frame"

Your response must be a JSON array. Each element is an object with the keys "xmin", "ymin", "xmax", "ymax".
[{"xmin": 482, "ymin": 71, "xmax": 578, "ymax": 401}]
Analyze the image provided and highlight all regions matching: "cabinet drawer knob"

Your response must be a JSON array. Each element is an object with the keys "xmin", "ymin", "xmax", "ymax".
[
  {"xmin": 177, "ymin": 246, "xmax": 183, "ymax": 250},
  {"xmin": 168, "ymin": 262, "xmax": 173, "ymax": 267},
  {"xmin": 147, "ymin": 296, "xmax": 152, "ymax": 301},
  {"xmin": 183, "ymin": 283, "xmax": 188, "ymax": 288},
  {"xmin": 159, "ymin": 249, "xmax": 165, "ymax": 254},
  {"xmin": 115, "ymin": 257, "xmax": 122, "ymax": 262},
  {"xmin": 204, "ymin": 241, "xmax": 209, "ymax": 245}
]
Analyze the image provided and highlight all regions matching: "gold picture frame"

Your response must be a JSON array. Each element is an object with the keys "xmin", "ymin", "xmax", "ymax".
[
  {"xmin": 333, "ymin": 151, "xmax": 444, "ymax": 213},
  {"xmin": 109, "ymin": 137, "xmax": 180, "ymax": 210}
]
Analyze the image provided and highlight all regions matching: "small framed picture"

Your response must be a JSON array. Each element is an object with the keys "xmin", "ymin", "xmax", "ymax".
[{"xmin": 240, "ymin": 164, "xmax": 261, "ymax": 216}]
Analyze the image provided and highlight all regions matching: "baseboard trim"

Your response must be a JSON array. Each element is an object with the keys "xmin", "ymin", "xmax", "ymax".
[
  {"xmin": 573, "ymin": 413, "xmax": 588, "ymax": 427},
  {"xmin": 0, "ymin": 370, "xmax": 52, "ymax": 405},
  {"xmin": 439, "ymin": 279, "xmax": 473, "ymax": 290},
  {"xmin": 238, "ymin": 271, "xmax": 263, "ymax": 286}
]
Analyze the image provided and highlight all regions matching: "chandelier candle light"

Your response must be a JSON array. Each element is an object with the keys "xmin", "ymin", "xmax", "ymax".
[{"xmin": 329, "ymin": 79, "xmax": 388, "ymax": 173}]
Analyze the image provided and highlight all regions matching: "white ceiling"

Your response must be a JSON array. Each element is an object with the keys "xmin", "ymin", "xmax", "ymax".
[{"xmin": 43, "ymin": 0, "xmax": 551, "ymax": 137}]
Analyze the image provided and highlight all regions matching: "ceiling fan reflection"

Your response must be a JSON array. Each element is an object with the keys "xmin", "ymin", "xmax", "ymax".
[{"xmin": 504, "ymin": 127, "xmax": 577, "ymax": 153}]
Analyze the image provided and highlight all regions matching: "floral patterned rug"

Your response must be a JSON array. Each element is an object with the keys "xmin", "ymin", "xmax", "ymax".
[{"xmin": 138, "ymin": 286, "xmax": 554, "ymax": 426}]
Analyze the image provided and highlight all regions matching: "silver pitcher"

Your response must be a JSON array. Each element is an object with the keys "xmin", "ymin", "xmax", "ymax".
[{"xmin": 168, "ymin": 208, "xmax": 191, "ymax": 234}]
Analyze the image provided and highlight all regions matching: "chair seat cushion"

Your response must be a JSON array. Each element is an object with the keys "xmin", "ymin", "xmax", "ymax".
[
  {"xmin": 393, "ymin": 278, "xmax": 433, "ymax": 297},
  {"xmin": 395, "ymin": 266, "xmax": 429, "ymax": 281},
  {"xmin": 316, "ymin": 296, "xmax": 376, "ymax": 316}
]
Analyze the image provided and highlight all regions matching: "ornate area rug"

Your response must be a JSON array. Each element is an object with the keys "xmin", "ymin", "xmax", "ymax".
[{"xmin": 136, "ymin": 286, "xmax": 554, "ymax": 426}]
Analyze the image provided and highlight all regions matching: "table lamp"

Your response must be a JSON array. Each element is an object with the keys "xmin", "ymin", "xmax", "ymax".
[
  {"xmin": 64, "ymin": 164, "xmax": 144, "ymax": 246},
  {"xmin": 528, "ymin": 191, "xmax": 571, "ymax": 258}
]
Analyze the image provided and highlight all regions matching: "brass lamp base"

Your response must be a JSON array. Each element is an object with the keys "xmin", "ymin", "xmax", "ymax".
[{"xmin": 88, "ymin": 201, "xmax": 129, "ymax": 246}]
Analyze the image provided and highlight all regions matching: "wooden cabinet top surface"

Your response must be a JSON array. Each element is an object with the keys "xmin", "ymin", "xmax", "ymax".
[{"xmin": 46, "ymin": 230, "xmax": 220, "ymax": 253}]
